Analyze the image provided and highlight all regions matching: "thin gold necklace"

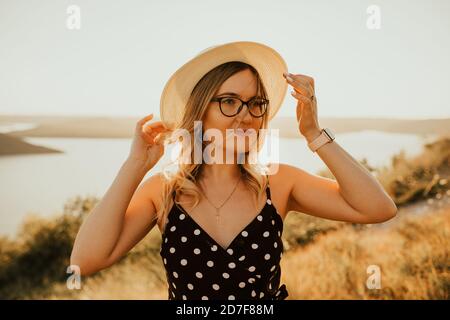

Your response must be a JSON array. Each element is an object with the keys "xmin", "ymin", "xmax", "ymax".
[{"xmin": 199, "ymin": 174, "xmax": 242, "ymax": 223}]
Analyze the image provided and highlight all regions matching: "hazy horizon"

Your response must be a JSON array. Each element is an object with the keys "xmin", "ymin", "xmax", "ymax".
[{"xmin": 1, "ymin": 0, "xmax": 449, "ymax": 119}]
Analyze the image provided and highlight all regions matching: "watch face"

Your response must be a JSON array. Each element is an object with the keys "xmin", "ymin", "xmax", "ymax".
[{"xmin": 324, "ymin": 128, "xmax": 335, "ymax": 140}]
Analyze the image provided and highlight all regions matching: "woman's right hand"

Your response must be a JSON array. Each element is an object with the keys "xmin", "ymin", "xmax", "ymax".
[{"xmin": 127, "ymin": 114, "xmax": 172, "ymax": 172}]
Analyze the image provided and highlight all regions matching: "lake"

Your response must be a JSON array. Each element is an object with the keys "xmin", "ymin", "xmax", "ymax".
[{"xmin": 0, "ymin": 130, "xmax": 436, "ymax": 237}]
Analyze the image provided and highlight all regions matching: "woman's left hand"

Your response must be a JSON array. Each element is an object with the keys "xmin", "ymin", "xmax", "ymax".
[{"xmin": 283, "ymin": 72, "xmax": 322, "ymax": 142}]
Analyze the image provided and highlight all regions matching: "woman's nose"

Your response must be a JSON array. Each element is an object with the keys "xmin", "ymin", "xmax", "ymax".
[{"xmin": 238, "ymin": 105, "xmax": 253, "ymax": 123}]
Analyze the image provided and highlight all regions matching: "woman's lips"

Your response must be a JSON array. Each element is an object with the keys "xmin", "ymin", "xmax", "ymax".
[{"xmin": 235, "ymin": 129, "xmax": 251, "ymax": 136}]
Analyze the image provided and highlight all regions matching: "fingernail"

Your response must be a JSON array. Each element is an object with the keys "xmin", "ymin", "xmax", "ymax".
[{"xmin": 286, "ymin": 76, "xmax": 293, "ymax": 82}]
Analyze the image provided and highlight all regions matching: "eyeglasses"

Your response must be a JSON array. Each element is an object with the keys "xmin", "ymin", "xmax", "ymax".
[{"xmin": 211, "ymin": 96, "xmax": 269, "ymax": 118}]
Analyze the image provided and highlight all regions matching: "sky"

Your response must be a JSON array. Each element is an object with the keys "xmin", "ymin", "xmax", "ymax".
[{"xmin": 0, "ymin": 0, "xmax": 449, "ymax": 119}]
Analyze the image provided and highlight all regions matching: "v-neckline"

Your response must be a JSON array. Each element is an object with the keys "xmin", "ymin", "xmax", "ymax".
[{"xmin": 174, "ymin": 198, "xmax": 269, "ymax": 253}]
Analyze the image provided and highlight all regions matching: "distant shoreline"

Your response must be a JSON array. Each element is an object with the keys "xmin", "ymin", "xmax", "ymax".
[
  {"xmin": 1, "ymin": 114, "xmax": 449, "ymax": 156},
  {"xmin": 1, "ymin": 114, "xmax": 450, "ymax": 139},
  {"xmin": 0, "ymin": 133, "xmax": 62, "ymax": 156}
]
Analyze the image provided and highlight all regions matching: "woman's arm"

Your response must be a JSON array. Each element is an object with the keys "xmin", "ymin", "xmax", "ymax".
[
  {"xmin": 70, "ymin": 159, "xmax": 157, "ymax": 276},
  {"xmin": 282, "ymin": 72, "xmax": 397, "ymax": 223},
  {"xmin": 70, "ymin": 114, "xmax": 170, "ymax": 276},
  {"xmin": 284, "ymin": 135, "xmax": 397, "ymax": 223}
]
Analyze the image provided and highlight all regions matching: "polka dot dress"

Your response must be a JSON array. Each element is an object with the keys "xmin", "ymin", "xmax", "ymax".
[{"xmin": 159, "ymin": 175, "xmax": 289, "ymax": 300}]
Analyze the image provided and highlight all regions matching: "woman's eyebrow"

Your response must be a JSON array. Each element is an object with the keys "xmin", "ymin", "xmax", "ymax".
[{"xmin": 215, "ymin": 92, "xmax": 259, "ymax": 98}]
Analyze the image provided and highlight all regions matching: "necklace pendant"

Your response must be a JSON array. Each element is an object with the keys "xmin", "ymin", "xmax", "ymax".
[{"xmin": 215, "ymin": 208, "xmax": 220, "ymax": 222}]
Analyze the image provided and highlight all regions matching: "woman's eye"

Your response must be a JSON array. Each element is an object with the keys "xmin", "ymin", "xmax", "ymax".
[
  {"xmin": 223, "ymin": 98, "xmax": 236, "ymax": 105},
  {"xmin": 251, "ymin": 100, "xmax": 265, "ymax": 107}
]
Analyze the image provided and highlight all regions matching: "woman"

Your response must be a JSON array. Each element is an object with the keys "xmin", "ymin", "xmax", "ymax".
[{"xmin": 70, "ymin": 41, "xmax": 398, "ymax": 301}]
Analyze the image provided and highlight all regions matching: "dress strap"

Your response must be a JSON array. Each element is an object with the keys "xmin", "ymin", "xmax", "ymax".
[{"xmin": 265, "ymin": 174, "xmax": 272, "ymax": 200}]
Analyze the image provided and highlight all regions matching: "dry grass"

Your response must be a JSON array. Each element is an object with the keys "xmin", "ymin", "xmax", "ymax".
[{"xmin": 281, "ymin": 206, "xmax": 449, "ymax": 299}]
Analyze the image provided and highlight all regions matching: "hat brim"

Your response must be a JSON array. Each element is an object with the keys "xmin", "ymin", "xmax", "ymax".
[{"xmin": 160, "ymin": 41, "xmax": 288, "ymax": 130}]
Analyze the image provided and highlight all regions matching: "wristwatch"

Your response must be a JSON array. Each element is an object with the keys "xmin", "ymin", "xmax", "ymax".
[{"xmin": 307, "ymin": 128, "xmax": 335, "ymax": 152}]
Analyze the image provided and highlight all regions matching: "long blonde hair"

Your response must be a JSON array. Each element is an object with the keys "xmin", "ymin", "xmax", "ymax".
[{"xmin": 156, "ymin": 61, "xmax": 271, "ymax": 233}]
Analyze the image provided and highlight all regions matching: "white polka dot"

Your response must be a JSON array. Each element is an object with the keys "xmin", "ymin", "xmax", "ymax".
[
  {"xmin": 163, "ymin": 258, "xmax": 167, "ymax": 264},
  {"xmin": 256, "ymin": 274, "xmax": 261, "ymax": 278},
  {"xmin": 248, "ymin": 266, "xmax": 256, "ymax": 272},
  {"xmin": 263, "ymin": 231, "xmax": 270, "ymax": 237},
  {"xmin": 180, "ymin": 259, "xmax": 187, "ymax": 266},
  {"xmin": 270, "ymin": 265, "xmax": 276, "ymax": 272},
  {"xmin": 276, "ymin": 291, "xmax": 281, "ymax": 296},
  {"xmin": 211, "ymin": 245, "xmax": 218, "ymax": 251},
  {"xmin": 194, "ymin": 248, "xmax": 201, "ymax": 254},
  {"xmin": 201, "ymin": 296, "xmax": 208, "ymax": 300},
  {"xmin": 227, "ymin": 248, "xmax": 233, "ymax": 255},
  {"xmin": 278, "ymin": 231, "xmax": 281, "ymax": 237},
  {"xmin": 187, "ymin": 283, "xmax": 194, "ymax": 290},
  {"xmin": 182, "ymin": 295, "xmax": 187, "ymax": 300},
  {"xmin": 264, "ymin": 254, "xmax": 271, "ymax": 260},
  {"xmin": 271, "ymin": 219, "xmax": 275, "ymax": 225},
  {"xmin": 248, "ymin": 277, "xmax": 255, "ymax": 283},
  {"xmin": 169, "ymin": 247, "xmax": 175, "ymax": 253},
  {"xmin": 260, "ymin": 292, "xmax": 265, "ymax": 298},
  {"xmin": 196, "ymin": 272, "xmax": 203, "ymax": 278},
  {"xmin": 267, "ymin": 199, "xmax": 272, "ymax": 205},
  {"xmin": 257, "ymin": 215, "xmax": 263, "ymax": 221},
  {"xmin": 181, "ymin": 236, "xmax": 187, "ymax": 242},
  {"xmin": 179, "ymin": 213, "xmax": 185, "ymax": 220},
  {"xmin": 222, "ymin": 272, "xmax": 230, "ymax": 279},
  {"xmin": 228, "ymin": 295, "xmax": 235, "ymax": 300},
  {"xmin": 251, "ymin": 243, "xmax": 258, "ymax": 249},
  {"xmin": 172, "ymin": 291, "xmax": 175, "ymax": 298},
  {"xmin": 173, "ymin": 271, "xmax": 178, "ymax": 278},
  {"xmin": 269, "ymin": 283, "xmax": 272, "ymax": 289},
  {"xmin": 238, "ymin": 255, "xmax": 246, "ymax": 261},
  {"xmin": 212, "ymin": 284, "xmax": 220, "ymax": 290},
  {"xmin": 172, "ymin": 282, "xmax": 176, "ymax": 289},
  {"xmin": 164, "ymin": 237, "xmax": 168, "ymax": 243},
  {"xmin": 274, "ymin": 242, "xmax": 278, "ymax": 248},
  {"xmin": 207, "ymin": 260, "xmax": 214, "ymax": 267},
  {"xmin": 228, "ymin": 262, "xmax": 236, "ymax": 269},
  {"xmin": 239, "ymin": 282, "xmax": 246, "ymax": 288},
  {"xmin": 251, "ymin": 290, "xmax": 256, "ymax": 297},
  {"xmin": 241, "ymin": 231, "xmax": 248, "ymax": 237},
  {"xmin": 194, "ymin": 229, "xmax": 201, "ymax": 235},
  {"xmin": 170, "ymin": 226, "xmax": 176, "ymax": 232}
]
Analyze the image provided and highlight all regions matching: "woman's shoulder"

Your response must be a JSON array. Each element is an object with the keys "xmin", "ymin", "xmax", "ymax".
[
  {"xmin": 140, "ymin": 171, "xmax": 168, "ymax": 209},
  {"xmin": 265, "ymin": 162, "xmax": 300, "ymax": 218},
  {"xmin": 266, "ymin": 162, "xmax": 296, "ymax": 181}
]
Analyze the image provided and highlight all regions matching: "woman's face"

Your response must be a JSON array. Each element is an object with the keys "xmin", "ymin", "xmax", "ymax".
[{"xmin": 202, "ymin": 69, "xmax": 264, "ymax": 158}]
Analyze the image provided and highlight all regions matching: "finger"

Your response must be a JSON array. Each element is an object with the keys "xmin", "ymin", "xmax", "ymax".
[
  {"xmin": 290, "ymin": 73, "xmax": 315, "ymax": 91},
  {"xmin": 137, "ymin": 114, "xmax": 154, "ymax": 127},
  {"xmin": 144, "ymin": 121, "xmax": 172, "ymax": 135},
  {"xmin": 154, "ymin": 132, "xmax": 166, "ymax": 144},
  {"xmin": 284, "ymin": 72, "xmax": 315, "ymax": 92},
  {"xmin": 287, "ymin": 81, "xmax": 313, "ymax": 98},
  {"xmin": 292, "ymin": 78, "xmax": 314, "ymax": 94},
  {"xmin": 291, "ymin": 90, "xmax": 314, "ymax": 105},
  {"xmin": 285, "ymin": 75, "xmax": 313, "ymax": 96},
  {"xmin": 141, "ymin": 130, "xmax": 156, "ymax": 146},
  {"xmin": 135, "ymin": 114, "xmax": 154, "ymax": 135}
]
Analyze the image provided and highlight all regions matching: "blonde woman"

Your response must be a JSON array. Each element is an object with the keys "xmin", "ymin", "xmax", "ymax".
[{"xmin": 70, "ymin": 41, "xmax": 397, "ymax": 300}]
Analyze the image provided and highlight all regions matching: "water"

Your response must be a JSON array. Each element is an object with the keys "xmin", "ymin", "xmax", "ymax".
[
  {"xmin": 0, "ymin": 130, "xmax": 435, "ymax": 237},
  {"xmin": 0, "ymin": 122, "xmax": 39, "ymax": 134}
]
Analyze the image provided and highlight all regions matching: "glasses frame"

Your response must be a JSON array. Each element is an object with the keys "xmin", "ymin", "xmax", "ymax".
[{"xmin": 211, "ymin": 96, "xmax": 269, "ymax": 118}]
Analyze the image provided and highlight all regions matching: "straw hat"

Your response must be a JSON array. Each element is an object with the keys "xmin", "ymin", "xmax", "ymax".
[{"xmin": 159, "ymin": 41, "xmax": 288, "ymax": 130}]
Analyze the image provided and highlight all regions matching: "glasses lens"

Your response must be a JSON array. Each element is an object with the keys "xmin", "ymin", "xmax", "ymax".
[
  {"xmin": 220, "ymin": 97, "xmax": 241, "ymax": 116},
  {"xmin": 248, "ymin": 98, "xmax": 267, "ymax": 117}
]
